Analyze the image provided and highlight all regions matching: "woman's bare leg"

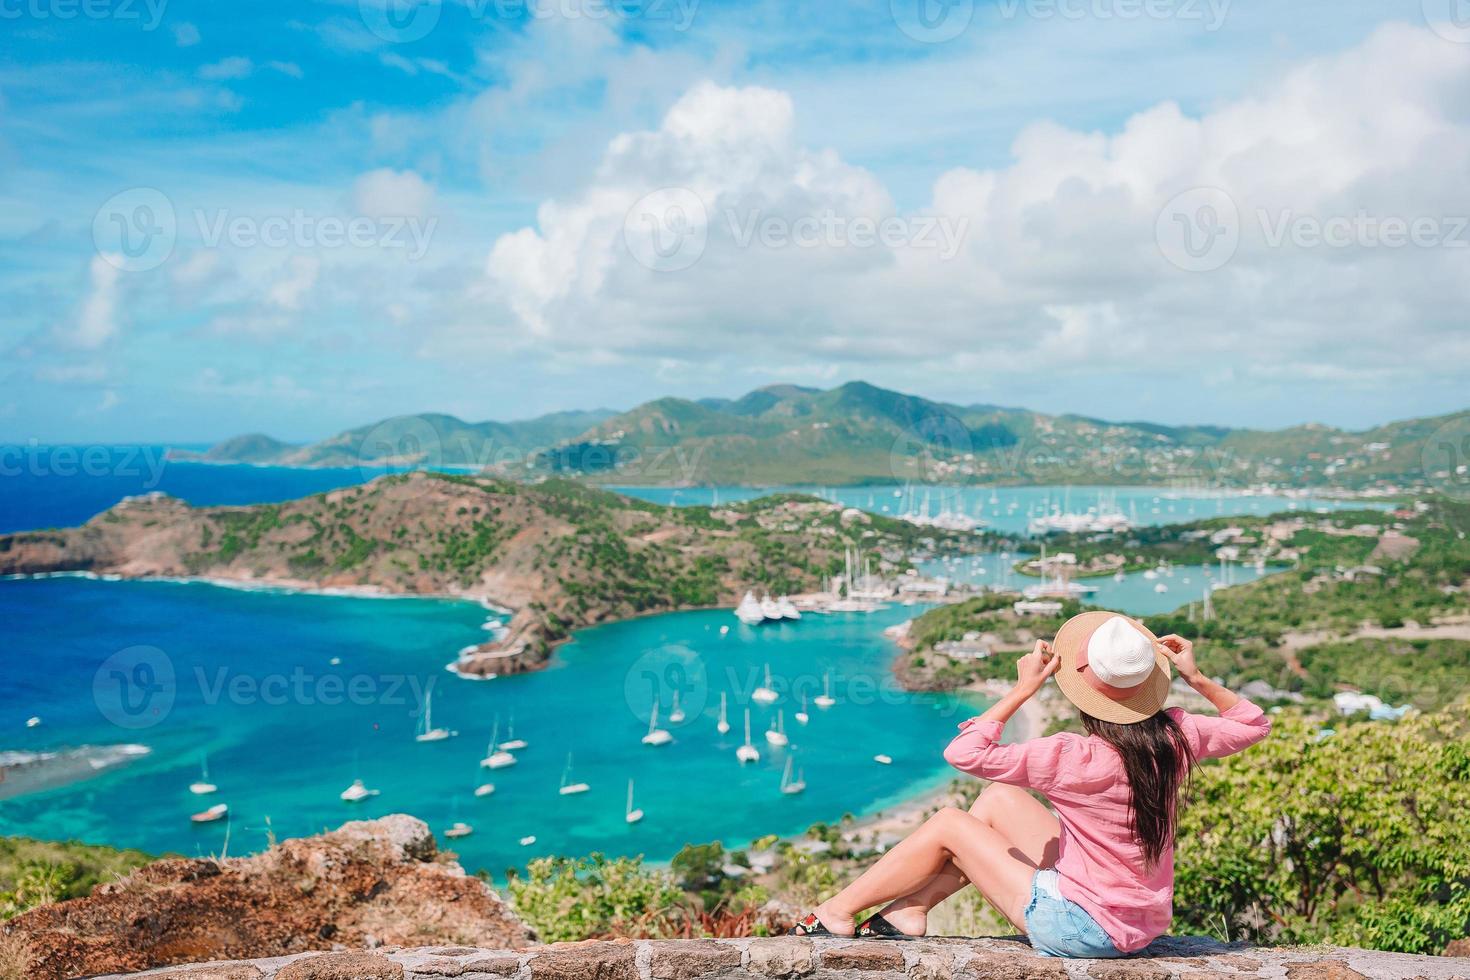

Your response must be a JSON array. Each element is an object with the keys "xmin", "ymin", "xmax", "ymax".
[
  {"xmin": 860, "ymin": 785, "xmax": 1062, "ymax": 936},
  {"xmin": 809, "ymin": 798, "xmax": 1046, "ymax": 936}
]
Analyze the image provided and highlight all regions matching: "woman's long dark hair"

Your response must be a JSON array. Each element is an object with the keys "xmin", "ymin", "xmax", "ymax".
[{"xmin": 1081, "ymin": 710, "xmax": 1196, "ymax": 869}]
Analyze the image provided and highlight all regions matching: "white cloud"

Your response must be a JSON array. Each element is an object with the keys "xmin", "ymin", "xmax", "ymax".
[
  {"xmin": 173, "ymin": 22, "xmax": 200, "ymax": 47},
  {"xmin": 199, "ymin": 57, "xmax": 253, "ymax": 81},
  {"xmin": 482, "ymin": 24, "xmax": 1470, "ymax": 392},
  {"xmin": 268, "ymin": 61, "xmax": 304, "ymax": 79},
  {"xmin": 267, "ymin": 255, "xmax": 320, "ymax": 312},
  {"xmin": 351, "ymin": 168, "xmax": 435, "ymax": 218},
  {"xmin": 70, "ymin": 256, "xmax": 122, "ymax": 350}
]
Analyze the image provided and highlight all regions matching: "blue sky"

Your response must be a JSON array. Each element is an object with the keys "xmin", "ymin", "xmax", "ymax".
[{"xmin": 2, "ymin": 0, "xmax": 1467, "ymax": 442}]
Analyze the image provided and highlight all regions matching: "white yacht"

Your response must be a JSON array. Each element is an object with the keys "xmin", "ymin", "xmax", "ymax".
[
  {"xmin": 641, "ymin": 700, "xmax": 673, "ymax": 746},
  {"xmin": 625, "ymin": 779, "xmax": 644, "ymax": 824},
  {"xmin": 340, "ymin": 779, "xmax": 379, "ymax": 803},
  {"xmin": 25, "ymin": 716, "xmax": 41, "ymax": 729},
  {"xmin": 444, "ymin": 822, "xmax": 474, "ymax": 839},
  {"xmin": 735, "ymin": 709, "xmax": 761, "ymax": 764},
  {"xmin": 559, "ymin": 754, "xmax": 590, "ymax": 795},
  {"xmin": 751, "ymin": 664, "xmax": 779, "ymax": 704},
  {"xmin": 414, "ymin": 689, "xmax": 454, "ymax": 743},
  {"xmin": 814, "ymin": 672, "xmax": 836, "ymax": 709},
  {"xmin": 716, "ymin": 692, "xmax": 731, "ymax": 735},
  {"xmin": 668, "ymin": 690, "xmax": 686, "ymax": 724},
  {"xmin": 764, "ymin": 710, "xmax": 789, "ymax": 747},
  {"xmin": 794, "ymin": 694, "xmax": 809, "ymax": 726},
  {"xmin": 873, "ymin": 754, "xmax": 893, "ymax": 766},
  {"xmin": 774, "ymin": 596, "xmax": 802, "ymax": 620},
  {"xmin": 735, "ymin": 592, "xmax": 766, "ymax": 625},
  {"xmin": 497, "ymin": 712, "xmax": 528, "ymax": 752},
  {"xmin": 759, "ymin": 595, "xmax": 782, "ymax": 621},
  {"xmin": 189, "ymin": 753, "xmax": 217, "ymax": 796},
  {"xmin": 481, "ymin": 719, "xmax": 518, "ymax": 769},
  {"xmin": 474, "ymin": 783, "xmax": 496, "ymax": 798},
  {"xmin": 780, "ymin": 756, "xmax": 806, "ymax": 795},
  {"xmin": 519, "ymin": 835, "xmax": 537, "ymax": 847}
]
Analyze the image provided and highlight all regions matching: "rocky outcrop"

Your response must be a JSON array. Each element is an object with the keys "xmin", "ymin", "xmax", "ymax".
[
  {"xmin": 82, "ymin": 936, "xmax": 1470, "ymax": 980},
  {"xmin": 1, "ymin": 816, "xmax": 532, "ymax": 980}
]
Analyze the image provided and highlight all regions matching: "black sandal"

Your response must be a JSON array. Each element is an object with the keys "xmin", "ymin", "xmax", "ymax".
[
  {"xmin": 856, "ymin": 913, "xmax": 915, "ymax": 940},
  {"xmin": 792, "ymin": 912, "xmax": 832, "ymax": 936}
]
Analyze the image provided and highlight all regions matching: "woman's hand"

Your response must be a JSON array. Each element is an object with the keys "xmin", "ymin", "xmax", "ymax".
[
  {"xmin": 1158, "ymin": 634, "xmax": 1203, "ymax": 684},
  {"xmin": 1015, "ymin": 640, "xmax": 1060, "ymax": 697}
]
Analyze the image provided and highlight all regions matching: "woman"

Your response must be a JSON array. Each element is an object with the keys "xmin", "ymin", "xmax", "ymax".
[{"xmin": 793, "ymin": 610, "xmax": 1271, "ymax": 957}]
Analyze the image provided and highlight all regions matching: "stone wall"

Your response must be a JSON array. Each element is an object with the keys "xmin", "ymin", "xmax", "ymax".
[{"xmin": 94, "ymin": 935, "xmax": 1470, "ymax": 980}]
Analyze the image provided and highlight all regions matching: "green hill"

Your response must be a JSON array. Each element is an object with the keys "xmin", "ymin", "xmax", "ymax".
[{"xmin": 181, "ymin": 382, "xmax": 1468, "ymax": 490}]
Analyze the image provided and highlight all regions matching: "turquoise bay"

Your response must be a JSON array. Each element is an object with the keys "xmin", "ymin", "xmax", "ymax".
[{"xmin": 0, "ymin": 576, "xmax": 972, "ymax": 874}]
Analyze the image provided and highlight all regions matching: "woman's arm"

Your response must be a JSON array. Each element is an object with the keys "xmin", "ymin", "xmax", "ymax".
[
  {"xmin": 1158, "ymin": 634, "xmax": 1271, "ymax": 758},
  {"xmin": 942, "ymin": 642, "xmax": 1069, "ymax": 788},
  {"xmin": 971, "ymin": 640, "xmax": 1060, "ymax": 727},
  {"xmin": 1158, "ymin": 634, "xmax": 1240, "ymax": 713}
]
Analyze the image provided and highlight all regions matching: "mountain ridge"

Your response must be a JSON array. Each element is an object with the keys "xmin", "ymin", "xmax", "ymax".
[{"xmin": 177, "ymin": 381, "xmax": 1468, "ymax": 490}]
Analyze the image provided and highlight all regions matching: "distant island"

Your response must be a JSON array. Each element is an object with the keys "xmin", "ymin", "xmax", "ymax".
[
  {"xmin": 0, "ymin": 474, "xmax": 986, "ymax": 678},
  {"xmin": 171, "ymin": 381, "xmax": 1467, "ymax": 491}
]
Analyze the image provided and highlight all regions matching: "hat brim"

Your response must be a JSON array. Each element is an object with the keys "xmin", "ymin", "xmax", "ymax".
[{"xmin": 1051, "ymin": 611, "xmax": 1171, "ymax": 725}]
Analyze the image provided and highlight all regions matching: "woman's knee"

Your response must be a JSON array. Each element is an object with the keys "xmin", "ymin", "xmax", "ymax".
[{"xmin": 969, "ymin": 783, "xmax": 1028, "ymax": 824}]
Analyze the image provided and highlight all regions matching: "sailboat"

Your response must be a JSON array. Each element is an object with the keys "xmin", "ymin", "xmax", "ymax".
[
  {"xmin": 752, "ymin": 664, "xmax": 779, "ymax": 704},
  {"xmin": 716, "ymin": 692, "xmax": 731, "ymax": 735},
  {"xmin": 340, "ymin": 779, "xmax": 379, "ymax": 803},
  {"xmin": 814, "ymin": 672, "xmax": 836, "ymax": 709},
  {"xmin": 474, "ymin": 782, "xmax": 496, "ymax": 798},
  {"xmin": 641, "ymin": 700, "xmax": 673, "ymax": 746},
  {"xmin": 668, "ymin": 690, "xmax": 686, "ymax": 724},
  {"xmin": 481, "ymin": 718, "xmax": 517, "ymax": 769},
  {"xmin": 497, "ymin": 711, "xmax": 528, "ymax": 752},
  {"xmin": 873, "ymin": 754, "xmax": 893, "ymax": 765},
  {"xmin": 559, "ymin": 753, "xmax": 590, "ymax": 795},
  {"xmin": 189, "ymin": 753, "xmax": 218, "ymax": 795},
  {"xmin": 444, "ymin": 822, "xmax": 474, "ymax": 839},
  {"xmin": 625, "ymin": 778, "xmax": 644, "ymax": 824},
  {"xmin": 519, "ymin": 835, "xmax": 537, "ymax": 846},
  {"xmin": 794, "ymin": 694, "xmax": 809, "ymax": 725},
  {"xmin": 735, "ymin": 709, "xmax": 761, "ymax": 763},
  {"xmin": 190, "ymin": 803, "xmax": 228, "ymax": 824},
  {"xmin": 414, "ymin": 688, "xmax": 454, "ymax": 742},
  {"xmin": 780, "ymin": 756, "xmax": 806, "ymax": 795},
  {"xmin": 764, "ymin": 710, "xmax": 789, "ymax": 747}
]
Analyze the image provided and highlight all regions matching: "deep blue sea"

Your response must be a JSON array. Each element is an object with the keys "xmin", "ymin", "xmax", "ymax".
[{"xmin": 0, "ymin": 448, "xmax": 1376, "ymax": 870}]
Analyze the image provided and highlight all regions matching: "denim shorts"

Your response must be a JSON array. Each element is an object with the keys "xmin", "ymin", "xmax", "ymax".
[{"xmin": 1023, "ymin": 869, "xmax": 1123, "ymax": 959}]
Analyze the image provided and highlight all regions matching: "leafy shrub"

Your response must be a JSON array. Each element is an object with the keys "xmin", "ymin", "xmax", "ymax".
[
  {"xmin": 505, "ymin": 853, "xmax": 685, "ymax": 942},
  {"xmin": 1175, "ymin": 703, "xmax": 1470, "ymax": 953}
]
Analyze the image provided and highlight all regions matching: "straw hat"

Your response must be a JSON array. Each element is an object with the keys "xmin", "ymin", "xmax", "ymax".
[{"xmin": 1050, "ymin": 611, "xmax": 1171, "ymax": 725}]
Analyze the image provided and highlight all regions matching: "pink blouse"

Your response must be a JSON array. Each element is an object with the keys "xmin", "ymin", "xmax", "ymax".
[{"xmin": 943, "ymin": 700, "xmax": 1271, "ymax": 952}]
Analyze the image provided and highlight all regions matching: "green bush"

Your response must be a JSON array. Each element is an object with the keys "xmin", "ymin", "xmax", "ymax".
[
  {"xmin": 505, "ymin": 853, "xmax": 685, "ymax": 942},
  {"xmin": 1175, "ymin": 703, "xmax": 1470, "ymax": 953}
]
